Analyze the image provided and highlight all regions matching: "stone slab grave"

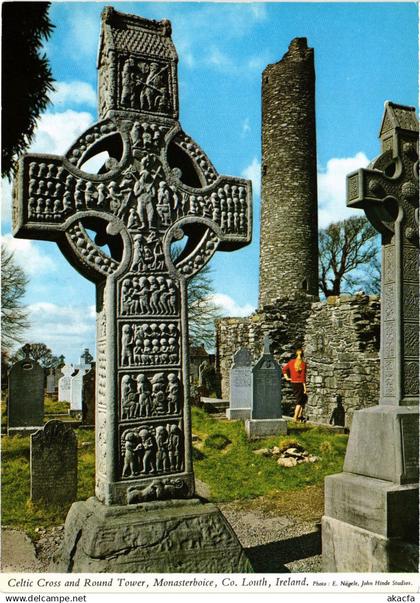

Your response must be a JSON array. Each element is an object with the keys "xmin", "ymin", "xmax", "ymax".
[
  {"xmin": 322, "ymin": 102, "xmax": 419, "ymax": 572},
  {"xmin": 58, "ymin": 364, "xmax": 73, "ymax": 403},
  {"xmin": 82, "ymin": 365, "xmax": 95, "ymax": 426},
  {"xmin": 13, "ymin": 7, "xmax": 252, "ymax": 572},
  {"xmin": 7, "ymin": 344, "xmax": 44, "ymax": 435},
  {"xmin": 30, "ymin": 420, "xmax": 77, "ymax": 504},
  {"xmin": 226, "ymin": 347, "xmax": 253, "ymax": 420},
  {"xmin": 245, "ymin": 336, "xmax": 287, "ymax": 439}
]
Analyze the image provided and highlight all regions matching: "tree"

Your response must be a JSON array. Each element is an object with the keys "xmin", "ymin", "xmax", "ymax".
[
  {"xmin": 319, "ymin": 215, "xmax": 380, "ymax": 297},
  {"xmin": 187, "ymin": 262, "xmax": 222, "ymax": 348},
  {"xmin": 12, "ymin": 342, "xmax": 59, "ymax": 368},
  {"xmin": 2, "ymin": 2, "xmax": 55, "ymax": 179},
  {"xmin": 171, "ymin": 244, "xmax": 221, "ymax": 348},
  {"xmin": 1, "ymin": 245, "xmax": 29, "ymax": 353}
]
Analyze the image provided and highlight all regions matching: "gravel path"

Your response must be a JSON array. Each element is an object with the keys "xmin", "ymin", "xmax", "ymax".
[
  {"xmin": 218, "ymin": 502, "xmax": 322, "ymax": 573},
  {"xmin": 2, "ymin": 501, "xmax": 321, "ymax": 573}
]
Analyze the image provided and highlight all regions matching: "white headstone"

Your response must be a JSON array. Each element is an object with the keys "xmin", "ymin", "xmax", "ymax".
[
  {"xmin": 58, "ymin": 364, "xmax": 74, "ymax": 402},
  {"xmin": 226, "ymin": 347, "xmax": 253, "ymax": 420},
  {"xmin": 70, "ymin": 368, "xmax": 89, "ymax": 412}
]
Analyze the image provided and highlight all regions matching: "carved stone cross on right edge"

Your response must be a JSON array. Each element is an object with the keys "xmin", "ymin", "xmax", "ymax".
[
  {"xmin": 322, "ymin": 102, "xmax": 419, "ymax": 573},
  {"xmin": 13, "ymin": 7, "xmax": 252, "ymax": 572}
]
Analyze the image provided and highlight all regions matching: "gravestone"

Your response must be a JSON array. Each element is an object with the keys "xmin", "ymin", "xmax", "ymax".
[
  {"xmin": 322, "ymin": 102, "xmax": 419, "ymax": 572},
  {"xmin": 79, "ymin": 348, "xmax": 93, "ymax": 369},
  {"xmin": 69, "ymin": 368, "xmax": 88, "ymax": 413},
  {"xmin": 30, "ymin": 420, "xmax": 78, "ymax": 504},
  {"xmin": 58, "ymin": 364, "xmax": 73, "ymax": 402},
  {"xmin": 226, "ymin": 347, "xmax": 252, "ymax": 420},
  {"xmin": 245, "ymin": 336, "xmax": 287, "ymax": 438},
  {"xmin": 7, "ymin": 344, "xmax": 44, "ymax": 435},
  {"xmin": 46, "ymin": 368, "xmax": 56, "ymax": 395},
  {"xmin": 82, "ymin": 365, "xmax": 95, "ymax": 425},
  {"xmin": 13, "ymin": 7, "xmax": 252, "ymax": 572}
]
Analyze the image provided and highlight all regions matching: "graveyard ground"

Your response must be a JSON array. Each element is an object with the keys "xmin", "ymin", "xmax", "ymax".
[{"xmin": 1, "ymin": 405, "xmax": 347, "ymax": 572}]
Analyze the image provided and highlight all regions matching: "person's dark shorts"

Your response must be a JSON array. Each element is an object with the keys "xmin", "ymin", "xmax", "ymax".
[{"xmin": 291, "ymin": 382, "xmax": 306, "ymax": 406}]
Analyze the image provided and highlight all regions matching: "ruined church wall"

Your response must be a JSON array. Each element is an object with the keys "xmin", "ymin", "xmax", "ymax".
[
  {"xmin": 304, "ymin": 294, "xmax": 380, "ymax": 427},
  {"xmin": 216, "ymin": 293, "xmax": 315, "ymax": 410},
  {"xmin": 216, "ymin": 294, "xmax": 380, "ymax": 424}
]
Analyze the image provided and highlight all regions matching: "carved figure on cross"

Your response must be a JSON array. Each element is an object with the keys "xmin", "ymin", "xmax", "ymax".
[
  {"xmin": 347, "ymin": 101, "xmax": 418, "ymax": 407},
  {"xmin": 13, "ymin": 7, "xmax": 252, "ymax": 505}
]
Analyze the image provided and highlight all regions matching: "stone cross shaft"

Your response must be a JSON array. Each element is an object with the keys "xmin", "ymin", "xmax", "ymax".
[
  {"xmin": 347, "ymin": 102, "xmax": 419, "ymax": 407},
  {"xmin": 13, "ymin": 7, "xmax": 252, "ymax": 505}
]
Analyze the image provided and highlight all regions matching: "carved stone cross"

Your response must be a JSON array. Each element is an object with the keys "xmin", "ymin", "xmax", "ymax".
[
  {"xmin": 347, "ymin": 102, "xmax": 419, "ymax": 406},
  {"xmin": 13, "ymin": 7, "xmax": 252, "ymax": 505}
]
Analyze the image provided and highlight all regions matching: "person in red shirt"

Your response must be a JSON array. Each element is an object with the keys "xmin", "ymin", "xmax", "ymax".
[{"xmin": 282, "ymin": 347, "xmax": 307, "ymax": 422}]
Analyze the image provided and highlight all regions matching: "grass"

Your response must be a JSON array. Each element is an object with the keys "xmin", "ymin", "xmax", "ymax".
[
  {"xmin": 44, "ymin": 397, "xmax": 70, "ymax": 415},
  {"xmin": 1, "ymin": 408, "xmax": 347, "ymax": 537},
  {"xmin": 191, "ymin": 407, "xmax": 348, "ymax": 502},
  {"xmin": 1, "ymin": 428, "xmax": 95, "ymax": 539}
]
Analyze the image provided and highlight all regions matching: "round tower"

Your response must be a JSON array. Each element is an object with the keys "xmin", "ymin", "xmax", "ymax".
[{"xmin": 259, "ymin": 37, "xmax": 319, "ymax": 308}]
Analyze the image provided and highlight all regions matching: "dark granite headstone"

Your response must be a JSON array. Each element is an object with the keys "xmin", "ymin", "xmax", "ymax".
[
  {"xmin": 82, "ymin": 365, "xmax": 95, "ymax": 426},
  {"xmin": 30, "ymin": 420, "xmax": 77, "ymax": 504},
  {"xmin": 245, "ymin": 336, "xmax": 287, "ymax": 438},
  {"xmin": 7, "ymin": 345, "xmax": 44, "ymax": 435},
  {"xmin": 227, "ymin": 347, "xmax": 252, "ymax": 420}
]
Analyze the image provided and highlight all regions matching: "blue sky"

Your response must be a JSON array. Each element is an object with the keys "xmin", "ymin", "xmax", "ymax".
[{"xmin": 2, "ymin": 2, "xmax": 418, "ymax": 362}]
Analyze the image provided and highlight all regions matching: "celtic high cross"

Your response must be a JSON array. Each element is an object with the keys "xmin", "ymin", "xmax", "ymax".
[
  {"xmin": 13, "ymin": 7, "xmax": 252, "ymax": 505},
  {"xmin": 347, "ymin": 102, "xmax": 419, "ymax": 409}
]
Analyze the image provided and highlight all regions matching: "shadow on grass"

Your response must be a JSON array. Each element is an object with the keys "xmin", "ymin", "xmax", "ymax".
[{"xmin": 245, "ymin": 529, "xmax": 321, "ymax": 573}]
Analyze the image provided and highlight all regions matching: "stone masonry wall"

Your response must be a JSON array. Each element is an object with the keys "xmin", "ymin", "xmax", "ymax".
[
  {"xmin": 304, "ymin": 294, "xmax": 380, "ymax": 427},
  {"xmin": 216, "ymin": 293, "xmax": 315, "ymax": 411},
  {"xmin": 259, "ymin": 37, "xmax": 319, "ymax": 307},
  {"xmin": 216, "ymin": 293, "xmax": 380, "ymax": 424}
]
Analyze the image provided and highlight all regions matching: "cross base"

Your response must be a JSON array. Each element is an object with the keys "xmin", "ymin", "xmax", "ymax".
[
  {"xmin": 51, "ymin": 496, "xmax": 253, "ymax": 573},
  {"xmin": 322, "ymin": 405, "xmax": 419, "ymax": 572},
  {"xmin": 322, "ymin": 515, "xmax": 419, "ymax": 572},
  {"xmin": 245, "ymin": 418, "xmax": 288, "ymax": 440}
]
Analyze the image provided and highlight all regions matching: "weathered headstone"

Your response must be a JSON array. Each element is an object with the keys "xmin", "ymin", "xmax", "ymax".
[
  {"xmin": 13, "ymin": 7, "xmax": 252, "ymax": 572},
  {"xmin": 322, "ymin": 102, "xmax": 419, "ymax": 572},
  {"xmin": 226, "ymin": 347, "xmax": 253, "ymax": 420},
  {"xmin": 30, "ymin": 420, "xmax": 77, "ymax": 504},
  {"xmin": 79, "ymin": 348, "xmax": 93, "ymax": 369},
  {"xmin": 46, "ymin": 368, "xmax": 56, "ymax": 394},
  {"xmin": 245, "ymin": 336, "xmax": 287, "ymax": 438},
  {"xmin": 82, "ymin": 365, "xmax": 95, "ymax": 425},
  {"xmin": 58, "ymin": 364, "xmax": 73, "ymax": 402},
  {"xmin": 7, "ymin": 344, "xmax": 44, "ymax": 435},
  {"xmin": 69, "ymin": 368, "xmax": 87, "ymax": 413}
]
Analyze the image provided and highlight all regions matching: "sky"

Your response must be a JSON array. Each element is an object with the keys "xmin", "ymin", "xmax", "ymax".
[{"xmin": 2, "ymin": 1, "xmax": 418, "ymax": 363}]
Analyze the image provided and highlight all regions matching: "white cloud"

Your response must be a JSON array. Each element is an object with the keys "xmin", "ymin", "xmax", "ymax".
[
  {"xmin": 318, "ymin": 152, "xmax": 370, "ymax": 228},
  {"xmin": 211, "ymin": 293, "xmax": 255, "ymax": 317},
  {"xmin": 206, "ymin": 47, "xmax": 234, "ymax": 70},
  {"xmin": 25, "ymin": 302, "xmax": 96, "ymax": 361},
  {"xmin": 241, "ymin": 117, "xmax": 251, "ymax": 136},
  {"xmin": 2, "ymin": 234, "xmax": 57, "ymax": 275},
  {"xmin": 29, "ymin": 110, "xmax": 94, "ymax": 156},
  {"xmin": 51, "ymin": 81, "xmax": 96, "ymax": 108},
  {"xmin": 242, "ymin": 158, "xmax": 261, "ymax": 197}
]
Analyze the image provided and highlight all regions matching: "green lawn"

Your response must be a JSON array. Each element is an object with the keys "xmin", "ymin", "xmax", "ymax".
[
  {"xmin": 1, "ymin": 428, "xmax": 95, "ymax": 538},
  {"xmin": 1, "ymin": 408, "xmax": 347, "ymax": 537},
  {"xmin": 191, "ymin": 407, "xmax": 348, "ymax": 501}
]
